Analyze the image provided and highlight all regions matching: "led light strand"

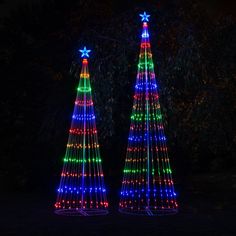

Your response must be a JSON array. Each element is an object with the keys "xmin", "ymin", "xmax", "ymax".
[
  {"xmin": 119, "ymin": 12, "xmax": 178, "ymax": 216},
  {"xmin": 55, "ymin": 47, "xmax": 108, "ymax": 216}
]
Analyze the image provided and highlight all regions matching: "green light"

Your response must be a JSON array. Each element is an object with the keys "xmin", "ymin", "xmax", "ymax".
[
  {"xmin": 130, "ymin": 113, "xmax": 162, "ymax": 121},
  {"xmin": 124, "ymin": 169, "xmax": 147, "ymax": 173},
  {"xmin": 162, "ymin": 169, "xmax": 172, "ymax": 174},
  {"xmin": 138, "ymin": 62, "xmax": 154, "ymax": 69},
  {"xmin": 77, "ymin": 86, "xmax": 91, "ymax": 92},
  {"xmin": 148, "ymin": 62, "xmax": 154, "ymax": 69},
  {"xmin": 138, "ymin": 63, "xmax": 143, "ymax": 69},
  {"xmin": 166, "ymin": 169, "xmax": 172, "ymax": 174}
]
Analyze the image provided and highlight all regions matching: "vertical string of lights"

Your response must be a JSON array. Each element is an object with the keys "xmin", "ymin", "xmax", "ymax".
[
  {"xmin": 55, "ymin": 47, "xmax": 109, "ymax": 216},
  {"xmin": 119, "ymin": 12, "xmax": 178, "ymax": 216}
]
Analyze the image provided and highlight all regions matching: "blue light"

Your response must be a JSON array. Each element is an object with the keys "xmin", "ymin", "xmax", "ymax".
[
  {"xmin": 79, "ymin": 46, "xmax": 91, "ymax": 58},
  {"xmin": 128, "ymin": 135, "xmax": 160, "ymax": 142},
  {"xmin": 139, "ymin": 11, "xmax": 150, "ymax": 22},
  {"xmin": 142, "ymin": 31, "xmax": 149, "ymax": 38},
  {"xmin": 135, "ymin": 82, "xmax": 158, "ymax": 91},
  {"xmin": 57, "ymin": 186, "xmax": 106, "ymax": 193},
  {"xmin": 159, "ymin": 136, "xmax": 166, "ymax": 141},
  {"xmin": 72, "ymin": 114, "xmax": 95, "ymax": 120}
]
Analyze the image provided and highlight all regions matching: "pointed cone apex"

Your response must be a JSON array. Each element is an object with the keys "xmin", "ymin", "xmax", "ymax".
[{"xmin": 141, "ymin": 22, "xmax": 150, "ymax": 39}]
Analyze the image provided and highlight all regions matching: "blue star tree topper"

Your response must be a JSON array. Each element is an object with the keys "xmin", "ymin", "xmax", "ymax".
[
  {"xmin": 79, "ymin": 46, "xmax": 91, "ymax": 58},
  {"xmin": 139, "ymin": 11, "xmax": 150, "ymax": 22}
]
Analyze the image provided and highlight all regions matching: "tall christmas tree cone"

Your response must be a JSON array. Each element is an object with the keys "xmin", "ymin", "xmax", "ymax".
[
  {"xmin": 119, "ymin": 12, "xmax": 178, "ymax": 216},
  {"xmin": 55, "ymin": 47, "xmax": 108, "ymax": 216}
]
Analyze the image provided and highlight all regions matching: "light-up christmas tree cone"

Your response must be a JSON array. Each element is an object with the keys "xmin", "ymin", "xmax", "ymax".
[
  {"xmin": 55, "ymin": 47, "xmax": 108, "ymax": 216},
  {"xmin": 119, "ymin": 12, "xmax": 178, "ymax": 216}
]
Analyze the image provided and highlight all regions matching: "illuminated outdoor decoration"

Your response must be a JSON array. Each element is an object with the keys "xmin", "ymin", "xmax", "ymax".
[
  {"xmin": 119, "ymin": 12, "xmax": 178, "ymax": 216},
  {"xmin": 55, "ymin": 47, "xmax": 108, "ymax": 216}
]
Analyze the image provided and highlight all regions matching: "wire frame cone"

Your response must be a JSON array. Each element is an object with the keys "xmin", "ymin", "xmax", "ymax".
[
  {"xmin": 119, "ymin": 15, "xmax": 178, "ymax": 216},
  {"xmin": 55, "ymin": 57, "xmax": 108, "ymax": 216}
]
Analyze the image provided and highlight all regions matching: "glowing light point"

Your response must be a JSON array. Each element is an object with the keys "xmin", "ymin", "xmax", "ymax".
[
  {"xmin": 79, "ymin": 46, "xmax": 91, "ymax": 58},
  {"xmin": 139, "ymin": 11, "xmax": 150, "ymax": 22}
]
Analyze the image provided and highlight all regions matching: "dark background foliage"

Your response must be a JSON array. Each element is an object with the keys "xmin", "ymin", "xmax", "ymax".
[{"xmin": 0, "ymin": 0, "xmax": 235, "ymax": 216}]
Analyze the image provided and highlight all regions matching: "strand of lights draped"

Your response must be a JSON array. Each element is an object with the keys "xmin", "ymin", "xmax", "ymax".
[
  {"xmin": 119, "ymin": 12, "xmax": 178, "ymax": 216},
  {"xmin": 55, "ymin": 47, "xmax": 108, "ymax": 216}
]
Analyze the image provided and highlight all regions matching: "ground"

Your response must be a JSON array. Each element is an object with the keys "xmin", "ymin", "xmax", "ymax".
[{"xmin": 1, "ymin": 180, "xmax": 236, "ymax": 236}]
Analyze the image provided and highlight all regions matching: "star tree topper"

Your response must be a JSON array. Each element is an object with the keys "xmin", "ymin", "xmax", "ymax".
[
  {"xmin": 139, "ymin": 11, "xmax": 150, "ymax": 22},
  {"xmin": 79, "ymin": 46, "xmax": 91, "ymax": 58}
]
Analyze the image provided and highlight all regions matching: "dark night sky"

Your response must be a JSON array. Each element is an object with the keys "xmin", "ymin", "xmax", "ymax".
[
  {"xmin": 0, "ymin": 0, "xmax": 235, "ymax": 15},
  {"xmin": 0, "ymin": 0, "xmax": 26, "ymax": 17}
]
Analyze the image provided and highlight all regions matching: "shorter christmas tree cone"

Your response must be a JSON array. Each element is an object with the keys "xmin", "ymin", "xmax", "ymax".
[{"xmin": 55, "ymin": 48, "xmax": 108, "ymax": 216}]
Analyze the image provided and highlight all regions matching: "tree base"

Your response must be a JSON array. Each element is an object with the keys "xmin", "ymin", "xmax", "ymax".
[
  {"xmin": 119, "ymin": 207, "xmax": 178, "ymax": 216},
  {"xmin": 55, "ymin": 208, "xmax": 109, "ymax": 216}
]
